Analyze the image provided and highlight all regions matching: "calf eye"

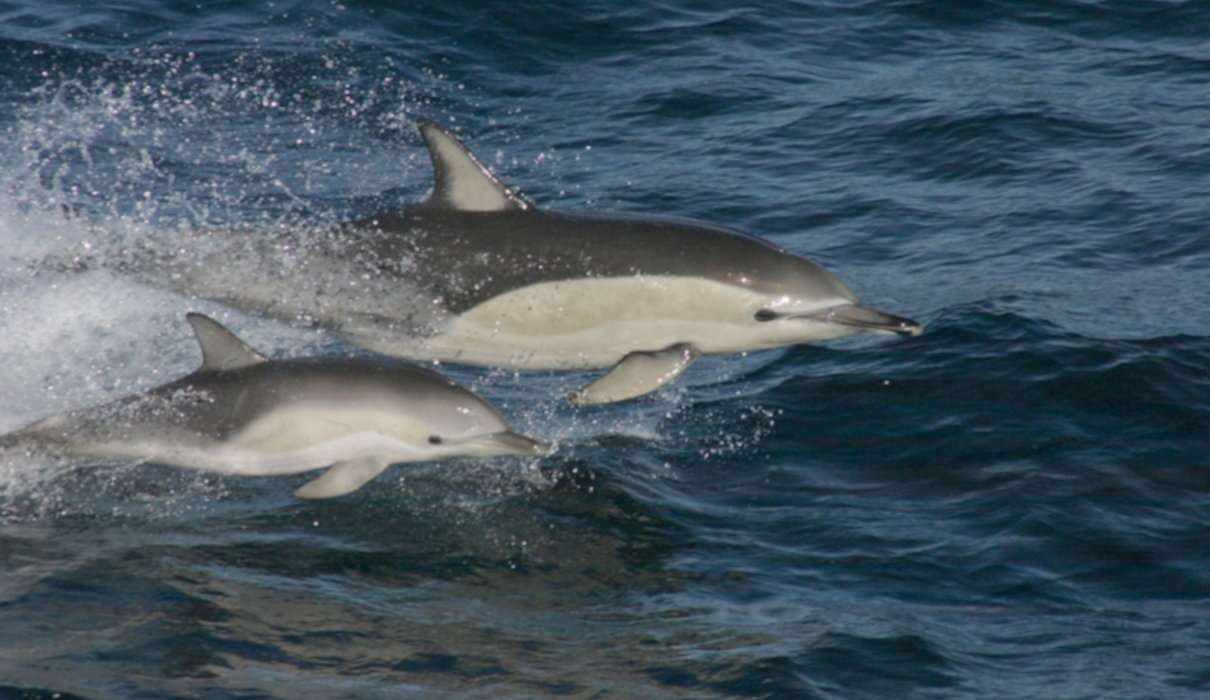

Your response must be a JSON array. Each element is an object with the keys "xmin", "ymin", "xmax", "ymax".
[
  {"xmin": 754, "ymin": 309, "xmax": 780, "ymax": 322},
  {"xmin": 428, "ymin": 435, "xmax": 443, "ymax": 445}
]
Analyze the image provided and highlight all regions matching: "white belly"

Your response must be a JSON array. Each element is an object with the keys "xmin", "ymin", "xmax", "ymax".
[
  {"xmin": 373, "ymin": 276, "xmax": 851, "ymax": 369},
  {"xmin": 217, "ymin": 406, "xmax": 431, "ymax": 475},
  {"xmin": 92, "ymin": 407, "xmax": 431, "ymax": 477}
]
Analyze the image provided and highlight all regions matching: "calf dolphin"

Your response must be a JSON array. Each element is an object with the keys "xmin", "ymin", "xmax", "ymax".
[
  {"xmin": 0, "ymin": 313, "xmax": 544, "ymax": 499},
  {"xmin": 160, "ymin": 120, "xmax": 921, "ymax": 403}
]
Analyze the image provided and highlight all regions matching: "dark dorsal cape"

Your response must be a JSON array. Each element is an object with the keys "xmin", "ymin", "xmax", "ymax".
[{"xmin": 341, "ymin": 121, "xmax": 846, "ymax": 316}]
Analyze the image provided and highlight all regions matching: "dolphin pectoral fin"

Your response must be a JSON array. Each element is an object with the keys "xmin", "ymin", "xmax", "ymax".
[
  {"xmin": 800, "ymin": 305, "xmax": 923, "ymax": 337},
  {"xmin": 294, "ymin": 458, "xmax": 393, "ymax": 499},
  {"xmin": 571, "ymin": 343, "xmax": 701, "ymax": 405}
]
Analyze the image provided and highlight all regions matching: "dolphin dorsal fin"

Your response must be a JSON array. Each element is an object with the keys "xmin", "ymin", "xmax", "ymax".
[
  {"xmin": 185, "ymin": 313, "xmax": 268, "ymax": 372},
  {"xmin": 417, "ymin": 119, "xmax": 530, "ymax": 212}
]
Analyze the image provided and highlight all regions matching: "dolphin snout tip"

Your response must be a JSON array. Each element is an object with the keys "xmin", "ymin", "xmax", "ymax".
[
  {"xmin": 806, "ymin": 305, "xmax": 923, "ymax": 338},
  {"xmin": 497, "ymin": 430, "xmax": 549, "ymax": 456},
  {"xmin": 454, "ymin": 430, "xmax": 548, "ymax": 456},
  {"xmin": 897, "ymin": 319, "xmax": 924, "ymax": 337}
]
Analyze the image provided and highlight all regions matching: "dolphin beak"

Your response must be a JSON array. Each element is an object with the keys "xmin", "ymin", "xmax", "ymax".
[
  {"xmin": 491, "ymin": 430, "xmax": 548, "ymax": 455},
  {"xmin": 797, "ymin": 304, "xmax": 923, "ymax": 337},
  {"xmin": 454, "ymin": 430, "xmax": 548, "ymax": 456}
]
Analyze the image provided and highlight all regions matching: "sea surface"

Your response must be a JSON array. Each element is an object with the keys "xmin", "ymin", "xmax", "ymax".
[{"xmin": 1, "ymin": 1, "xmax": 1208, "ymax": 697}]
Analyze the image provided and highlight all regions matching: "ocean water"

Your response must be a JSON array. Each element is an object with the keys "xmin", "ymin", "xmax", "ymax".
[{"xmin": 1, "ymin": 0, "xmax": 1208, "ymax": 697}]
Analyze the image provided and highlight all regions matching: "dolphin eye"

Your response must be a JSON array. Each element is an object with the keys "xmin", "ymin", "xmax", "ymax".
[
  {"xmin": 754, "ymin": 309, "xmax": 780, "ymax": 322},
  {"xmin": 428, "ymin": 435, "xmax": 443, "ymax": 445}
]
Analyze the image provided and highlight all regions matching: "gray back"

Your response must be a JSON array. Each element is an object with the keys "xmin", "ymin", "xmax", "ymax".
[{"xmin": 347, "ymin": 208, "xmax": 856, "ymax": 315}]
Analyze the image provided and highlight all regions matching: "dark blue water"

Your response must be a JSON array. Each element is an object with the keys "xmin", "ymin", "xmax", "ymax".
[{"xmin": 1, "ymin": 1, "xmax": 1209, "ymax": 697}]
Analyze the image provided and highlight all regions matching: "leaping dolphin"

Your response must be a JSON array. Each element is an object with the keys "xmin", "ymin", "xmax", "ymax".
[
  {"xmin": 0, "ymin": 313, "xmax": 544, "ymax": 499},
  {"xmin": 161, "ymin": 120, "xmax": 922, "ymax": 403}
]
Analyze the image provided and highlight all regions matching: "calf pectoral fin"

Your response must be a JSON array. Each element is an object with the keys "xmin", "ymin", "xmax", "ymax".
[
  {"xmin": 294, "ymin": 458, "xmax": 393, "ymax": 499},
  {"xmin": 571, "ymin": 343, "xmax": 701, "ymax": 405}
]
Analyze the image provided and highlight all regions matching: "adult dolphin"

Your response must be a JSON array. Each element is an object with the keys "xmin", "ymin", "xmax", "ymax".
[
  {"xmin": 166, "ymin": 120, "xmax": 922, "ymax": 403},
  {"xmin": 0, "ymin": 313, "xmax": 544, "ymax": 499}
]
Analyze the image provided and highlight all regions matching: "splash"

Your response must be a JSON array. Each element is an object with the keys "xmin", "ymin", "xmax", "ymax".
[
  {"xmin": 0, "ymin": 45, "xmax": 439, "ymax": 516},
  {"xmin": 0, "ymin": 45, "xmax": 784, "ymax": 519}
]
